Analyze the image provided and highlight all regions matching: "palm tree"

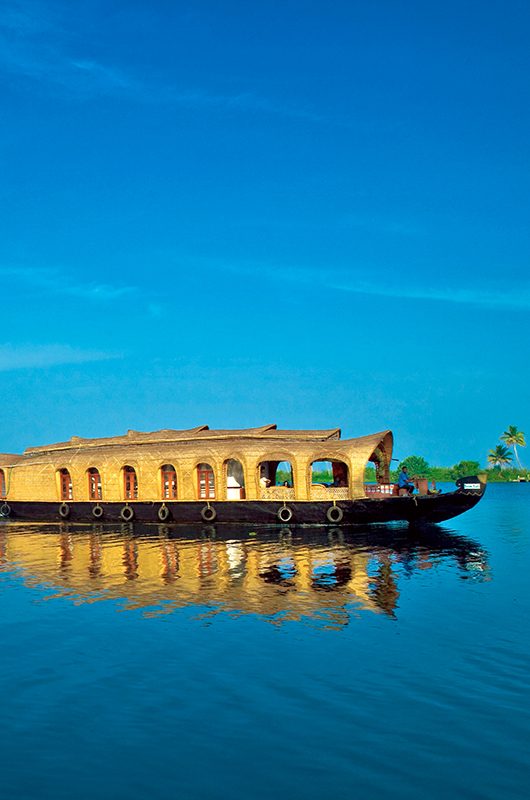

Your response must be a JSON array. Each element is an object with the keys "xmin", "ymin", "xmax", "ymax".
[
  {"xmin": 500, "ymin": 425, "xmax": 526, "ymax": 469},
  {"xmin": 487, "ymin": 444, "xmax": 513, "ymax": 470}
]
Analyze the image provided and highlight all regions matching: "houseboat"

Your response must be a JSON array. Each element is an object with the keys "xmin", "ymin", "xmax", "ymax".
[{"xmin": 0, "ymin": 424, "xmax": 486, "ymax": 526}]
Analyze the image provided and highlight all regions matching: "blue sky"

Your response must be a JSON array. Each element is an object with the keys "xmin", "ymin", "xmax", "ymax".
[{"xmin": 1, "ymin": 0, "xmax": 529, "ymax": 465}]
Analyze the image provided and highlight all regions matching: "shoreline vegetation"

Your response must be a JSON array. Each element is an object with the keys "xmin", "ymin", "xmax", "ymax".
[
  {"xmin": 306, "ymin": 464, "xmax": 530, "ymax": 486},
  {"xmin": 284, "ymin": 464, "xmax": 530, "ymax": 485},
  {"xmin": 277, "ymin": 426, "xmax": 528, "ymax": 486},
  {"xmin": 364, "ymin": 465, "xmax": 529, "ymax": 484},
  {"xmin": 312, "ymin": 424, "xmax": 528, "ymax": 486},
  {"xmin": 382, "ymin": 425, "xmax": 529, "ymax": 484}
]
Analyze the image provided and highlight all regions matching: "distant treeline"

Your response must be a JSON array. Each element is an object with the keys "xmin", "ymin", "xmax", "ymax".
[
  {"xmin": 367, "ymin": 455, "xmax": 528, "ymax": 483},
  {"xmin": 279, "ymin": 461, "xmax": 527, "ymax": 486}
]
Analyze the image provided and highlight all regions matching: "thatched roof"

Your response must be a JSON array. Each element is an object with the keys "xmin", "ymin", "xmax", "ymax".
[
  {"xmin": 0, "ymin": 453, "xmax": 25, "ymax": 465},
  {"xmin": 23, "ymin": 425, "xmax": 343, "ymax": 455}
]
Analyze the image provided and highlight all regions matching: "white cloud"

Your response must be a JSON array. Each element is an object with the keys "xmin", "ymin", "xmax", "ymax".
[
  {"xmin": 198, "ymin": 256, "xmax": 530, "ymax": 311},
  {"xmin": 0, "ymin": 343, "xmax": 119, "ymax": 371},
  {"xmin": 1, "ymin": 266, "xmax": 136, "ymax": 301},
  {"xmin": 0, "ymin": 1, "xmax": 323, "ymax": 120},
  {"xmin": 330, "ymin": 280, "xmax": 530, "ymax": 310}
]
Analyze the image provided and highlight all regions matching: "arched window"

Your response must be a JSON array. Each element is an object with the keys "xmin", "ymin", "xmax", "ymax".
[
  {"xmin": 197, "ymin": 463, "xmax": 215, "ymax": 499},
  {"xmin": 258, "ymin": 460, "xmax": 294, "ymax": 489},
  {"xmin": 225, "ymin": 459, "xmax": 245, "ymax": 500},
  {"xmin": 58, "ymin": 468, "xmax": 73, "ymax": 500},
  {"xmin": 123, "ymin": 466, "xmax": 138, "ymax": 500},
  {"xmin": 161, "ymin": 464, "xmax": 177, "ymax": 499},
  {"xmin": 0, "ymin": 469, "xmax": 5, "ymax": 499},
  {"xmin": 309, "ymin": 459, "xmax": 349, "ymax": 499},
  {"xmin": 364, "ymin": 445, "xmax": 394, "ymax": 496},
  {"xmin": 258, "ymin": 459, "xmax": 295, "ymax": 499},
  {"xmin": 87, "ymin": 468, "xmax": 102, "ymax": 500},
  {"xmin": 310, "ymin": 460, "xmax": 348, "ymax": 488},
  {"xmin": 368, "ymin": 444, "xmax": 391, "ymax": 485}
]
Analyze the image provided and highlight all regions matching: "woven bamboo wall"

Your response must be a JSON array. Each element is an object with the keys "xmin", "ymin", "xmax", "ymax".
[{"xmin": 0, "ymin": 428, "xmax": 393, "ymax": 502}]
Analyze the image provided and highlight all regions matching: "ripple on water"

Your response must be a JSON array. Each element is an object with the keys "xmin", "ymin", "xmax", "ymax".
[{"xmin": 0, "ymin": 499, "xmax": 529, "ymax": 800}]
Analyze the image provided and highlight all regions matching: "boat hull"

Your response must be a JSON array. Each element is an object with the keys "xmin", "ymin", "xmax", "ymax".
[{"xmin": 0, "ymin": 477, "xmax": 486, "ymax": 527}]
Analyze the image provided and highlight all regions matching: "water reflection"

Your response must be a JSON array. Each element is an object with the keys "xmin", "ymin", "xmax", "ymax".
[{"xmin": 0, "ymin": 522, "xmax": 490, "ymax": 626}]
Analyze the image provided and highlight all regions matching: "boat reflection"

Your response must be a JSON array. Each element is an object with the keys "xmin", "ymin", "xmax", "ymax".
[{"xmin": 0, "ymin": 523, "xmax": 490, "ymax": 626}]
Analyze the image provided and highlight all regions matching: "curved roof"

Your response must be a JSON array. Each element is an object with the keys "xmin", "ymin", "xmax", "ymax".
[
  {"xmin": 23, "ymin": 424, "xmax": 343, "ymax": 455},
  {"xmin": 0, "ymin": 453, "xmax": 25, "ymax": 465}
]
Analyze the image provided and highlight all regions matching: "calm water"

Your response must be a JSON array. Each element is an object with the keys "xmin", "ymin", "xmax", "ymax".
[{"xmin": 1, "ymin": 484, "xmax": 529, "ymax": 800}]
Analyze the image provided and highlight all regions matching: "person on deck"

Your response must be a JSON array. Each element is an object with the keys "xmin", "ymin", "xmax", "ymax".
[{"xmin": 398, "ymin": 465, "xmax": 415, "ymax": 495}]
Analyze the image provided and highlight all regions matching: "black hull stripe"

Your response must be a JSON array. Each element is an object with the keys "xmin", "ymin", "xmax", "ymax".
[{"xmin": 0, "ymin": 489, "xmax": 485, "ymax": 526}]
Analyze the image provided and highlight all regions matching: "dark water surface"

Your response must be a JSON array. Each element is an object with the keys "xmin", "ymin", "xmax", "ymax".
[{"xmin": 1, "ymin": 484, "xmax": 529, "ymax": 800}]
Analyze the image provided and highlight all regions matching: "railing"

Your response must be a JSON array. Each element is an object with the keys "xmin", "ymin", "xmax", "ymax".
[
  {"xmin": 260, "ymin": 486, "xmax": 296, "ymax": 501},
  {"xmin": 365, "ymin": 480, "xmax": 430, "ymax": 497},
  {"xmin": 365, "ymin": 483, "xmax": 399, "ymax": 497},
  {"xmin": 310, "ymin": 485, "xmax": 350, "ymax": 501}
]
